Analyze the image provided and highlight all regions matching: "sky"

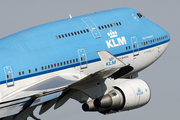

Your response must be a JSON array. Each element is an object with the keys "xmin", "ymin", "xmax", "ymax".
[{"xmin": 0, "ymin": 0, "xmax": 179, "ymax": 120}]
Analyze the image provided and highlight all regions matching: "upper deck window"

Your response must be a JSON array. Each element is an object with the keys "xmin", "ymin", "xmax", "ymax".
[{"xmin": 137, "ymin": 13, "xmax": 143, "ymax": 18}]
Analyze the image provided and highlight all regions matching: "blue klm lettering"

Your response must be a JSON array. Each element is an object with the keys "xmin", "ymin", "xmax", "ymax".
[{"xmin": 106, "ymin": 57, "xmax": 116, "ymax": 66}]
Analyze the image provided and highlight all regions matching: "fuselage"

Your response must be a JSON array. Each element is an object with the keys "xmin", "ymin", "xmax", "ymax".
[{"xmin": 0, "ymin": 8, "xmax": 170, "ymax": 101}]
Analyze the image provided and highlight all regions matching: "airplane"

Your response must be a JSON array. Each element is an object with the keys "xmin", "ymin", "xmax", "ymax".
[{"xmin": 0, "ymin": 8, "xmax": 170, "ymax": 120}]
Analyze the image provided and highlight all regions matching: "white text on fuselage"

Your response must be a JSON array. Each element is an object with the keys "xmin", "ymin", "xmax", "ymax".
[{"xmin": 106, "ymin": 30, "xmax": 127, "ymax": 48}]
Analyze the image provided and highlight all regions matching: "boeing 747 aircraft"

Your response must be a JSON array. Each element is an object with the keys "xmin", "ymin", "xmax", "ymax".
[{"xmin": 0, "ymin": 8, "xmax": 170, "ymax": 120}]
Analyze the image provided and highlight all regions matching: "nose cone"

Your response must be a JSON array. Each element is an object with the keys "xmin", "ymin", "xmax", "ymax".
[
  {"xmin": 156, "ymin": 22, "xmax": 170, "ymax": 42},
  {"xmin": 144, "ymin": 18, "xmax": 170, "ymax": 41},
  {"xmin": 144, "ymin": 18, "xmax": 170, "ymax": 55},
  {"xmin": 158, "ymin": 24, "xmax": 170, "ymax": 42},
  {"xmin": 154, "ymin": 23, "xmax": 170, "ymax": 55}
]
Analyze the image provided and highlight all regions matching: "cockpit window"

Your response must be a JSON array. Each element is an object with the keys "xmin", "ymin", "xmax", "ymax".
[{"xmin": 137, "ymin": 13, "xmax": 143, "ymax": 18}]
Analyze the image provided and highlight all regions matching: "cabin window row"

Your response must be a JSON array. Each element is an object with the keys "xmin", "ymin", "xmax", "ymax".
[
  {"xmin": 141, "ymin": 35, "xmax": 168, "ymax": 46},
  {"xmin": 18, "ymin": 58, "xmax": 80, "ymax": 76},
  {"xmin": 55, "ymin": 29, "xmax": 89, "ymax": 39},
  {"xmin": 98, "ymin": 22, "xmax": 121, "ymax": 30}
]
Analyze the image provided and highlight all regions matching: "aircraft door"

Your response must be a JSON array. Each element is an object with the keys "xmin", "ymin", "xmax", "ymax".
[
  {"xmin": 131, "ymin": 36, "xmax": 139, "ymax": 56},
  {"xmin": 78, "ymin": 49, "xmax": 88, "ymax": 69},
  {"xmin": 82, "ymin": 18, "xmax": 101, "ymax": 38},
  {"xmin": 3, "ymin": 66, "xmax": 14, "ymax": 87}
]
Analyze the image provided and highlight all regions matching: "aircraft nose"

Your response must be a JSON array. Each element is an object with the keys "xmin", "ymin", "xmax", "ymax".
[
  {"xmin": 161, "ymin": 26, "xmax": 170, "ymax": 42},
  {"xmin": 154, "ymin": 22, "xmax": 170, "ymax": 43},
  {"xmin": 163, "ymin": 29, "xmax": 170, "ymax": 45},
  {"xmin": 145, "ymin": 17, "xmax": 170, "ymax": 42}
]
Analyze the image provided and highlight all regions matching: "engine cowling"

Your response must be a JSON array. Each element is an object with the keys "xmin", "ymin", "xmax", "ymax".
[{"xmin": 82, "ymin": 79, "xmax": 151, "ymax": 114}]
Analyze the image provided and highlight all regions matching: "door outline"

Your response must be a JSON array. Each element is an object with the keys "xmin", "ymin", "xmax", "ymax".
[
  {"xmin": 3, "ymin": 66, "xmax": 14, "ymax": 87},
  {"xmin": 81, "ymin": 17, "xmax": 101, "ymax": 39},
  {"xmin": 131, "ymin": 36, "xmax": 139, "ymax": 56},
  {"xmin": 78, "ymin": 49, "xmax": 88, "ymax": 69}
]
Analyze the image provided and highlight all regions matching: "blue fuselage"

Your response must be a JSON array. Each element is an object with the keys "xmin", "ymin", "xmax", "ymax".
[{"xmin": 0, "ymin": 8, "xmax": 170, "ymax": 87}]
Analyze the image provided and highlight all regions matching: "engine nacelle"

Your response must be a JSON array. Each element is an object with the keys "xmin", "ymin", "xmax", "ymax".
[
  {"xmin": 115, "ymin": 79, "xmax": 151, "ymax": 111},
  {"xmin": 82, "ymin": 79, "xmax": 151, "ymax": 114}
]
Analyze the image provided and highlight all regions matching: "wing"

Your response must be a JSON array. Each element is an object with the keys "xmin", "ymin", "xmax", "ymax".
[
  {"xmin": 0, "ymin": 69, "xmax": 82, "ymax": 120},
  {"xmin": 0, "ymin": 51, "xmax": 133, "ymax": 120}
]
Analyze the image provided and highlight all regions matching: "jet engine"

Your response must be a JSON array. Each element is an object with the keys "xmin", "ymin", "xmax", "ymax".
[{"xmin": 82, "ymin": 79, "xmax": 151, "ymax": 114}]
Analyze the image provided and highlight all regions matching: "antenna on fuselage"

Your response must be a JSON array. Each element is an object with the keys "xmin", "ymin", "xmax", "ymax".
[{"xmin": 69, "ymin": 14, "xmax": 72, "ymax": 19}]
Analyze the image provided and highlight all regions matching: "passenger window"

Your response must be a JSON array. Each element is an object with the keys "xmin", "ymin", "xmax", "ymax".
[
  {"xmin": 116, "ymin": 22, "xmax": 119, "ymax": 26},
  {"xmin": 61, "ymin": 62, "xmax": 63, "ymax": 66},
  {"xmin": 55, "ymin": 36, "xmax": 58, "ymax": 39},
  {"xmin": 83, "ymin": 30, "xmax": 86, "ymax": 33},
  {"xmin": 104, "ymin": 25, "xmax": 107, "ymax": 28},
  {"xmin": 70, "ymin": 60, "xmax": 72, "ymax": 64},
  {"xmin": 51, "ymin": 64, "xmax": 53, "ymax": 68},
  {"xmin": 64, "ymin": 61, "xmax": 66, "ymax": 65},
  {"xmin": 73, "ymin": 59, "xmax": 75, "ymax": 63},
  {"xmin": 119, "ymin": 22, "xmax": 121, "ymax": 25},
  {"xmin": 35, "ymin": 68, "xmax": 38, "ymax": 72},
  {"xmin": 77, "ymin": 31, "xmax": 80, "ymax": 34},
  {"xmin": 107, "ymin": 24, "xmax": 110, "ymax": 28},
  {"xmin": 98, "ymin": 26, "xmax": 101, "ymax": 30},
  {"xmin": 113, "ymin": 23, "xmax": 116, "ymax": 26},
  {"xmin": 57, "ymin": 63, "xmax": 60, "ymax": 67},
  {"xmin": 65, "ymin": 34, "xmax": 68, "ymax": 37},
  {"xmin": 80, "ymin": 30, "xmax": 83, "ymax": 34},
  {"xmin": 58, "ymin": 35, "xmax": 61, "ymax": 39},
  {"xmin": 101, "ymin": 26, "xmax": 104, "ymax": 29},
  {"xmin": 22, "ymin": 71, "xmax": 24, "ymax": 75},
  {"xmin": 45, "ymin": 66, "xmax": 47, "ymax": 70},
  {"xmin": 62, "ymin": 34, "xmax": 64, "ymax": 38},
  {"xmin": 68, "ymin": 33, "xmax": 71, "ymax": 36},
  {"xmin": 110, "ymin": 24, "xmax": 113, "ymax": 27},
  {"xmin": 42, "ymin": 67, "xmax": 44, "ymax": 70},
  {"xmin": 48, "ymin": 65, "xmax": 50, "ymax": 69},
  {"xmin": 86, "ymin": 29, "xmax": 89, "ymax": 32},
  {"xmin": 76, "ymin": 58, "xmax": 78, "ymax": 62},
  {"xmin": 29, "ymin": 69, "xmax": 31, "ymax": 73},
  {"xmin": 133, "ymin": 45, "xmax": 136, "ymax": 48},
  {"xmin": 71, "ymin": 32, "xmax": 74, "ymax": 36},
  {"xmin": 67, "ymin": 61, "xmax": 69, "ymax": 64},
  {"xmin": 19, "ymin": 72, "xmax": 21, "ymax": 76},
  {"xmin": 81, "ymin": 57, "xmax": 83, "ymax": 61},
  {"xmin": 74, "ymin": 32, "xmax": 77, "ymax": 35},
  {"xmin": 54, "ymin": 63, "xmax": 56, "ymax": 67}
]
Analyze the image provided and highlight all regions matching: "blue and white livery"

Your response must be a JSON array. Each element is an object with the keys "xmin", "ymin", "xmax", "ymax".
[{"xmin": 0, "ymin": 8, "xmax": 170, "ymax": 120}]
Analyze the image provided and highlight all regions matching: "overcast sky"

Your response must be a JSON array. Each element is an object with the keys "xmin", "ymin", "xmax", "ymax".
[{"xmin": 0, "ymin": 0, "xmax": 179, "ymax": 120}]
